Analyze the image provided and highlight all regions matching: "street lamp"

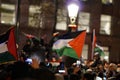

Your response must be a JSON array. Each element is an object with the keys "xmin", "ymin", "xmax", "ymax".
[{"xmin": 67, "ymin": 2, "xmax": 79, "ymax": 32}]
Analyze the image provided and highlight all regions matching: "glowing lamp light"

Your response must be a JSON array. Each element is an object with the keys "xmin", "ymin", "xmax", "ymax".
[
  {"xmin": 68, "ymin": 4, "xmax": 79, "ymax": 18},
  {"xmin": 67, "ymin": 3, "xmax": 79, "ymax": 28}
]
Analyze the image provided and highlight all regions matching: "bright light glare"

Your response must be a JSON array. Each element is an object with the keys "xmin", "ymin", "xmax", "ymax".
[
  {"xmin": 104, "ymin": 56, "xmax": 108, "ymax": 60},
  {"xmin": 68, "ymin": 4, "xmax": 79, "ymax": 17},
  {"xmin": 105, "ymin": 22, "xmax": 110, "ymax": 35},
  {"xmin": 1, "ymin": 21, "xmax": 5, "ymax": 23}
]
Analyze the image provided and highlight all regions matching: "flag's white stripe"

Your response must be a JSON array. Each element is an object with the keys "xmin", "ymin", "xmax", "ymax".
[
  {"xmin": 0, "ymin": 42, "xmax": 8, "ymax": 53},
  {"xmin": 53, "ymin": 39, "xmax": 72, "ymax": 49},
  {"xmin": 96, "ymin": 44, "xmax": 103, "ymax": 51}
]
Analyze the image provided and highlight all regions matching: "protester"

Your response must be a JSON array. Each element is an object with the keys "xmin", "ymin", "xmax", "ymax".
[
  {"xmin": 91, "ymin": 52, "xmax": 102, "ymax": 67},
  {"xmin": 23, "ymin": 39, "xmax": 32, "ymax": 55},
  {"xmin": 0, "ymin": 35, "xmax": 120, "ymax": 80}
]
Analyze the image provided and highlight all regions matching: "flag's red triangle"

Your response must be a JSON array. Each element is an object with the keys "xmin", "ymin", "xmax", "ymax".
[
  {"xmin": 68, "ymin": 30, "xmax": 86, "ymax": 58},
  {"xmin": 91, "ymin": 29, "xmax": 96, "ymax": 59},
  {"xmin": 93, "ymin": 33, "xmax": 96, "ymax": 47},
  {"xmin": 7, "ymin": 28, "xmax": 18, "ymax": 60}
]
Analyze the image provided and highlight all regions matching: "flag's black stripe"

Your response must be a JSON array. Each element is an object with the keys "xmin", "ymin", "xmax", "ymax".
[
  {"xmin": 58, "ymin": 30, "xmax": 85, "ymax": 39},
  {"xmin": 0, "ymin": 29, "xmax": 10, "ymax": 44},
  {"xmin": 0, "ymin": 51, "xmax": 15, "ymax": 63}
]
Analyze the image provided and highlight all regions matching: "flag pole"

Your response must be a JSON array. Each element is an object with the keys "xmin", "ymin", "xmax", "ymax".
[
  {"xmin": 14, "ymin": 0, "xmax": 20, "ymax": 60},
  {"xmin": 91, "ymin": 29, "xmax": 95, "ymax": 60},
  {"xmin": 15, "ymin": 0, "xmax": 20, "ymax": 44}
]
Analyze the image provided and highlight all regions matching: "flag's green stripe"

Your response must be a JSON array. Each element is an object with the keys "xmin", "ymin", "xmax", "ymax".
[
  {"xmin": 0, "ymin": 51, "xmax": 15, "ymax": 63},
  {"xmin": 53, "ymin": 46, "xmax": 66, "ymax": 56},
  {"xmin": 94, "ymin": 47, "xmax": 105, "ymax": 56},
  {"xmin": 53, "ymin": 46, "xmax": 79, "ymax": 59},
  {"xmin": 62, "ymin": 47, "xmax": 78, "ymax": 59},
  {"xmin": 53, "ymin": 49, "xmax": 63, "ymax": 56}
]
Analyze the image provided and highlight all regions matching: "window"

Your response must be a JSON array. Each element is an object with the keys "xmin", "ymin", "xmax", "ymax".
[
  {"xmin": 81, "ymin": 44, "xmax": 88, "ymax": 60},
  {"xmin": 28, "ymin": 5, "xmax": 41, "ymax": 27},
  {"xmin": 29, "ymin": 2, "xmax": 55, "ymax": 28},
  {"xmin": 100, "ymin": 15, "xmax": 111, "ymax": 35},
  {"xmin": 56, "ymin": 9, "xmax": 67, "ymax": 30},
  {"xmin": 1, "ymin": 3, "xmax": 15, "ymax": 25},
  {"xmin": 78, "ymin": 12, "xmax": 90, "ymax": 32},
  {"xmin": 100, "ymin": 46, "xmax": 109, "ymax": 62},
  {"xmin": 102, "ymin": 0, "xmax": 113, "ymax": 4}
]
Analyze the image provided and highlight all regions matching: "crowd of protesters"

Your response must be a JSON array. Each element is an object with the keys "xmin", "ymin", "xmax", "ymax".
[{"xmin": 0, "ymin": 37, "xmax": 120, "ymax": 80}]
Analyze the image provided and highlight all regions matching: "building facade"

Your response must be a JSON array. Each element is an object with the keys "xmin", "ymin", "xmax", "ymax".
[{"xmin": 0, "ymin": 0, "xmax": 120, "ymax": 63}]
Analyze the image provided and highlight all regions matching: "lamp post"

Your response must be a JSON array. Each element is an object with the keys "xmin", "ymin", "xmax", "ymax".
[{"xmin": 67, "ymin": 1, "xmax": 79, "ymax": 32}]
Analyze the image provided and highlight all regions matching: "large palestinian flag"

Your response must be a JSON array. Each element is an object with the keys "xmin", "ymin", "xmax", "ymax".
[
  {"xmin": 0, "ymin": 27, "xmax": 18, "ymax": 64},
  {"xmin": 52, "ymin": 30, "xmax": 86, "ymax": 59}
]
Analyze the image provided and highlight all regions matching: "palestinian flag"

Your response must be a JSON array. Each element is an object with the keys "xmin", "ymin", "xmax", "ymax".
[
  {"xmin": 0, "ymin": 27, "xmax": 18, "ymax": 64},
  {"xmin": 52, "ymin": 30, "xmax": 86, "ymax": 59},
  {"xmin": 92, "ymin": 29, "xmax": 96, "ymax": 48},
  {"xmin": 91, "ymin": 29, "xmax": 96, "ymax": 59},
  {"xmin": 94, "ymin": 44, "xmax": 105, "ymax": 56}
]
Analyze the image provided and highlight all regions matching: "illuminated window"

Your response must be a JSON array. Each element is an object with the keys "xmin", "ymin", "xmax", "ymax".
[
  {"xmin": 28, "ymin": 5, "xmax": 41, "ymax": 27},
  {"xmin": 102, "ymin": 0, "xmax": 113, "ymax": 4},
  {"xmin": 29, "ymin": 2, "xmax": 55, "ymax": 28},
  {"xmin": 56, "ymin": 9, "xmax": 67, "ymax": 30},
  {"xmin": 100, "ymin": 15, "xmax": 111, "ymax": 35},
  {"xmin": 1, "ymin": 4, "xmax": 15, "ymax": 25},
  {"xmin": 82, "ymin": 44, "xmax": 88, "ymax": 60},
  {"xmin": 78, "ymin": 12, "xmax": 90, "ymax": 32},
  {"xmin": 100, "ymin": 46, "xmax": 109, "ymax": 62}
]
